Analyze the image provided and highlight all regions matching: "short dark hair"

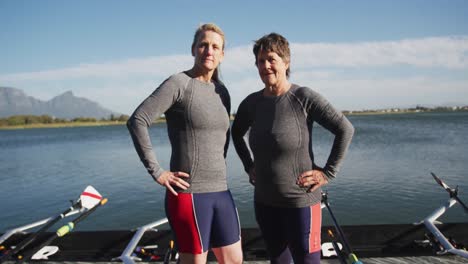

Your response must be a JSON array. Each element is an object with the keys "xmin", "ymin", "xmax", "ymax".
[{"xmin": 253, "ymin": 33, "xmax": 291, "ymax": 78}]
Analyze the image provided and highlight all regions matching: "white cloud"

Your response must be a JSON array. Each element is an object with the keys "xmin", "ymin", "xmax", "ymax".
[
  {"xmin": 292, "ymin": 36, "xmax": 468, "ymax": 69},
  {"xmin": 223, "ymin": 45, "xmax": 255, "ymax": 73},
  {"xmin": 298, "ymin": 76, "xmax": 468, "ymax": 110},
  {"xmin": 1, "ymin": 36, "xmax": 467, "ymax": 113},
  {"xmin": 0, "ymin": 55, "xmax": 193, "ymax": 82}
]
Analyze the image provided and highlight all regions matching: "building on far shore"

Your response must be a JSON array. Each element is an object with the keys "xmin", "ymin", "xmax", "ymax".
[{"xmin": 342, "ymin": 105, "xmax": 468, "ymax": 115}]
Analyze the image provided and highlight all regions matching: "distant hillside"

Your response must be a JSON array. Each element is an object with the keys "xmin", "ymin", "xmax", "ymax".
[{"xmin": 0, "ymin": 87, "xmax": 120, "ymax": 119}]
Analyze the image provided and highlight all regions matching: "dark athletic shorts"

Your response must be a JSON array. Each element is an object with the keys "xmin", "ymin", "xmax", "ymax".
[
  {"xmin": 165, "ymin": 190, "xmax": 241, "ymax": 254},
  {"xmin": 255, "ymin": 202, "xmax": 322, "ymax": 264}
]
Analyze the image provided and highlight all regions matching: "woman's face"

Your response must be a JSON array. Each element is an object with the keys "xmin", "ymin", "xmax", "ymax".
[
  {"xmin": 256, "ymin": 49, "xmax": 289, "ymax": 88},
  {"xmin": 192, "ymin": 30, "xmax": 224, "ymax": 72}
]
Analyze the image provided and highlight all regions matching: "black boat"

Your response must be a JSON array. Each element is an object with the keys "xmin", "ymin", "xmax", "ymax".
[
  {"xmin": 1, "ymin": 223, "xmax": 467, "ymax": 262},
  {"xmin": 1, "ymin": 174, "xmax": 467, "ymax": 263}
]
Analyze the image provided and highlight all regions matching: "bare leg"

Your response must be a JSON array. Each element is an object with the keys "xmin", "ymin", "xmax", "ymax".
[
  {"xmin": 178, "ymin": 251, "xmax": 208, "ymax": 264},
  {"xmin": 212, "ymin": 240, "xmax": 243, "ymax": 264}
]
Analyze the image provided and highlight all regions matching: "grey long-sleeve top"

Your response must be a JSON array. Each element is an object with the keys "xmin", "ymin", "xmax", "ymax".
[
  {"xmin": 232, "ymin": 85, "xmax": 354, "ymax": 207},
  {"xmin": 127, "ymin": 72, "xmax": 231, "ymax": 193}
]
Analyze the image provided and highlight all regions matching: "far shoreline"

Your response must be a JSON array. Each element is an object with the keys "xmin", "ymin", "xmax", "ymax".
[
  {"xmin": 0, "ymin": 121, "xmax": 127, "ymax": 130},
  {"xmin": 1, "ymin": 109, "xmax": 467, "ymax": 130}
]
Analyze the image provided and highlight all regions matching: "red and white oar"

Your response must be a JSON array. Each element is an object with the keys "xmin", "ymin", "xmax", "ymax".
[
  {"xmin": 18, "ymin": 186, "xmax": 106, "ymax": 261},
  {"xmin": 80, "ymin": 185, "xmax": 103, "ymax": 209},
  {"xmin": 25, "ymin": 198, "xmax": 107, "ymax": 260},
  {"xmin": 0, "ymin": 186, "xmax": 102, "ymax": 261}
]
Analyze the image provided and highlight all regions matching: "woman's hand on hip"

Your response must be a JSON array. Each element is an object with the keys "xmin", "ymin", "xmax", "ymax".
[
  {"xmin": 297, "ymin": 169, "xmax": 328, "ymax": 193},
  {"xmin": 156, "ymin": 171, "xmax": 190, "ymax": 196},
  {"xmin": 248, "ymin": 166, "xmax": 256, "ymax": 186}
]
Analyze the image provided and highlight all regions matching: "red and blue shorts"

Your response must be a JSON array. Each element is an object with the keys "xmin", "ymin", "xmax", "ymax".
[{"xmin": 165, "ymin": 190, "xmax": 241, "ymax": 254}]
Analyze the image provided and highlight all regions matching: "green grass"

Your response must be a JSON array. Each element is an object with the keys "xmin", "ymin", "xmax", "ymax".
[{"xmin": 0, "ymin": 121, "xmax": 127, "ymax": 130}]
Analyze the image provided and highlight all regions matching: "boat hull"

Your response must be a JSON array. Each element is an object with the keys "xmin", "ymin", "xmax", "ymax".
[{"xmin": 1, "ymin": 223, "xmax": 467, "ymax": 262}]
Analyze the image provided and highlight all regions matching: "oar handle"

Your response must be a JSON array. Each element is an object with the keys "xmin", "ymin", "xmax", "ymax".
[
  {"xmin": 163, "ymin": 240, "xmax": 175, "ymax": 264},
  {"xmin": 347, "ymin": 253, "xmax": 363, "ymax": 264},
  {"xmin": 56, "ymin": 223, "xmax": 75, "ymax": 237}
]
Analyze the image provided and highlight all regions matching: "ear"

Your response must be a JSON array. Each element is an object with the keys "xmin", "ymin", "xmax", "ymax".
[
  {"xmin": 191, "ymin": 44, "xmax": 195, "ymax": 56},
  {"xmin": 285, "ymin": 61, "xmax": 290, "ymax": 71},
  {"xmin": 219, "ymin": 49, "xmax": 225, "ymax": 63}
]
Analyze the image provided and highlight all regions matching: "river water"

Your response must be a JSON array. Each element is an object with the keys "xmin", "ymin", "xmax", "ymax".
[{"xmin": 1, "ymin": 112, "xmax": 467, "ymax": 231}]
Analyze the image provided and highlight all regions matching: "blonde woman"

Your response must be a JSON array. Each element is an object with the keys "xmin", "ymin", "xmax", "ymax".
[{"xmin": 128, "ymin": 24, "xmax": 242, "ymax": 264}]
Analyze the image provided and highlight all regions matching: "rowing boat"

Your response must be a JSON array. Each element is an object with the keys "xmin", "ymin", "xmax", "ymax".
[
  {"xmin": 1, "ymin": 223, "xmax": 467, "ymax": 262},
  {"xmin": 1, "ymin": 173, "xmax": 466, "ymax": 263}
]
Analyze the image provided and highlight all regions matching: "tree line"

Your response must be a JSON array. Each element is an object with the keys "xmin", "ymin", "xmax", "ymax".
[{"xmin": 0, "ymin": 114, "xmax": 129, "ymax": 126}]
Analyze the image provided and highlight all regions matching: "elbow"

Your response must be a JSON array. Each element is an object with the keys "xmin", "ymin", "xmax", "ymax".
[
  {"xmin": 126, "ymin": 116, "xmax": 135, "ymax": 131},
  {"xmin": 231, "ymin": 131, "xmax": 239, "ymax": 142},
  {"xmin": 126, "ymin": 118, "xmax": 132, "ymax": 129},
  {"xmin": 343, "ymin": 118, "xmax": 355, "ymax": 139},
  {"xmin": 231, "ymin": 121, "xmax": 247, "ymax": 141},
  {"xmin": 231, "ymin": 130, "xmax": 244, "ymax": 146},
  {"xmin": 231, "ymin": 126, "xmax": 240, "ymax": 141},
  {"xmin": 127, "ymin": 113, "xmax": 151, "ymax": 131},
  {"xmin": 348, "ymin": 123, "xmax": 355, "ymax": 138}
]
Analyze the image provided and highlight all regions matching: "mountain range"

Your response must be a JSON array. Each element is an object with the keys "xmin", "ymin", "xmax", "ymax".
[{"xmin": 0, "ymin": 87, "xmax": 119, "ymax": 119}]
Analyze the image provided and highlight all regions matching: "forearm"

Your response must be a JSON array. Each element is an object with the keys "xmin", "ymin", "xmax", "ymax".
[
  {"xmin": 323, "ymin": 117, "xmax": 354, "ymax": 178},
  {"xmin": 232, "ymin": 134, "xmax": 254, "ymax": 173},
  {"xmin": 232, "ymin": 121, "xmax": 254, "ymax": 173}
]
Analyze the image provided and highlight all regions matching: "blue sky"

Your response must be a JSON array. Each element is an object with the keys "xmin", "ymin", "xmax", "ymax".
[{"xmin": 1, "ymin": 0, "xmax": 468, "ymax": 114}]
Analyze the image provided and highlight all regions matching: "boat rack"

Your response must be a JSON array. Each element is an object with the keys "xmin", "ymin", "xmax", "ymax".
[
  {"xmin": 418, "ymin": 197, "xmax": 468, "ymax": 258},
  {"xmin": 118, "ymin": 218, "xmax": 170, "ymax": 264}
]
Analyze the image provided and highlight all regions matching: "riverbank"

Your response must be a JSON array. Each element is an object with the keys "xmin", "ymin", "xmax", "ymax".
[
  {"xmin": 1, "ymin": 109, "xmax": 467, "ymax": 130},
  {"xmin": 0, "ymin": 118, "xmax": 164, "ymax": 130},
  {"xmin": 0, "ymin": 121, "xmax": 128, "ymax": 130}
]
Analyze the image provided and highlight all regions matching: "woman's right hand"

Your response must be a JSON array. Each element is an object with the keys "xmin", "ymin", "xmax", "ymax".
[
  {"xmin": 248, "ymin": 166, "xmax": 256, "ymax": 186},
  {"xmin": 156, "ymin": 171, "xmax": 190, "ymax": 196}
]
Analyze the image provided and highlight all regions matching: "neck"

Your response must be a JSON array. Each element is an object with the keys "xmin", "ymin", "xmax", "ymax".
[
  {"xmin": 187, "ymin": 67, "xmax": 214, "ymax": 83},
  {"xmin": 263, "ymin": 80, "xmax": 291, "ymax": 96}
]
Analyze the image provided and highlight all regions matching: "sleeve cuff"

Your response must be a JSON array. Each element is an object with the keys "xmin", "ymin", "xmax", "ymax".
[{"xmin": 150, "ymin": 167, "xmax": 165, "ymax": 181}]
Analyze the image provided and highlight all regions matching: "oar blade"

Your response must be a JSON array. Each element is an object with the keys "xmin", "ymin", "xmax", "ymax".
[{"xmin": 80, "ymin": 186, "xmax": 102, "ymax": 209}]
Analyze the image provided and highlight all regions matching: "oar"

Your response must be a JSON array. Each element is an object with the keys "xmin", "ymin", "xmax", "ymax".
[
  {"xmin": 0, "ymin": 185, "xmax": 102, "ymax": 261},
  {"xmin": 163, "ymin": 240, "xmax": 175, "ymax": 264},
  {"xmin": 18, "ymin": 198, "xmax": 108, "ymax": 261},
  {"xmin": 431, "ymin": 172, "xmax": 468, "ymax": 214},
  {"xmin": 322, "ymin": 192, "xmax": 363, "ymax": 264},
  {"xmin": 327, "ymin": 229, "xmax": 347, "ymax": 264}
]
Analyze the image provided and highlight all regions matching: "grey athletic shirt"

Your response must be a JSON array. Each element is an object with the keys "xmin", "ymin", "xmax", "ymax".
[
  {"xmin": 127, "ymin": 72, "xmax": 231, "ymax": 193},
  {"xmin": 232, "ymin": 85, "xmax": 354, "ymax": 207}
]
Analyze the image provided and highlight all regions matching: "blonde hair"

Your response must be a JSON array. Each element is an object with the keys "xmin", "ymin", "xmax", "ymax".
[{"xmin": 191, "ymin": 23, "xmax": 225, "ymax": 82}]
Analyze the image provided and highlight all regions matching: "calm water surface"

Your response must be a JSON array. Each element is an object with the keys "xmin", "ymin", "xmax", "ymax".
[{"xmin": 0, "ymin": 112, "xmax": 467, "ymax": 231}]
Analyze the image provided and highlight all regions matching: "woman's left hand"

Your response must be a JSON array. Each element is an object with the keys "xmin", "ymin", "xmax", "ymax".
[{"xmin": 297, "ymin": 169, "xmax": 329, "ymax": 192}]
